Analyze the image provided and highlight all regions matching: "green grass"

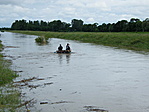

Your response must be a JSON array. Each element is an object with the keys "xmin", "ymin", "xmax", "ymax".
[
  {"xmin": 0, "ymin": 41, "xmax": 18, "ymax": 85},
  {"xmin": 10, "ymin": 31, "xmax": 149, "ymax": 52},
  {"xmin": 0, "ymin": 51, "xmax": 18, "ymax": 85},
  {"xmin": 0, "ymin": 87, "xmax": 21, "ymax": 112},
  {"xmin": 0, "ymin": 40, "xmax": 3, "ymax": 51},
  {"xmin": 0, "ymin": 41, "xmax": 21, "ymax": 111},
  {"xmin": 0, "ymin": 63, "xmax": 18, "ymax": 85}
]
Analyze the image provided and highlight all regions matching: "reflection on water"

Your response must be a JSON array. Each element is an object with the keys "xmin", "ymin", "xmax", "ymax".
[
  {"xmin": 1, "ymin": 32, "xmax": 149, "ymax": 112},
  {"xmin": 66, "ymin": 54, "xmax": 70, "ymax": 64},
  {"xmin": 58, "ymin": 54, "xmax": 71, "ymax": 64}
]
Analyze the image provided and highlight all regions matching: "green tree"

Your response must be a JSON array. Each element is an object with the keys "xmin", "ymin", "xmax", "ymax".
[
  {"xmin": 128, "ymin": 18, "xmax": 141, "ymax": 32},
  {"xmin": 82, "ymin": 23, "xmax": 98, "ymax": 32},
  {"xmin": 113, "ymin": 20, "xmax": 128, "ymax": 32},
  {"xmin": 27, "ymin": 20, "xmax": 34, "ymax": 30},
  {"xmin": 61, "ymin": 22, "xmax": 71, "ymax": 31},
  {"xmin": 107, "ymin": 23, "xmax": 113, "ymax": 32},
  {"xmin": 40, "ymin": 20, "xmax": 48, "ymax": 31},
  {"xmin": 98, "ymin": 23, "xmax": 108, "ymax": 32},
  {"xmin": 33, "ymin": 20, "xmax": 40, "ymax": 30},
  {"xmin": 71, "ymin": 19, "xmax": 84, "ymax": 31},
  {"xmin": 142, "ymin": 18, "xmax": 149, "ymax": 32},
  {"xmin": 48, "ymin": 20, "xmax": 62, "ymax": 31},
  {"xmin": 11, "ymin": 19, "xmax": 27, "ymax": 30}
]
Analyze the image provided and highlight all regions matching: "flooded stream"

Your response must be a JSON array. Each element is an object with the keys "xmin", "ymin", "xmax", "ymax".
[{"xmin": 1, "ymin": 32, "xmax": 149, "ymax": 112}]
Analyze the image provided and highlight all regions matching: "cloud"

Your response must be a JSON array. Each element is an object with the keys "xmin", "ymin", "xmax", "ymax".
[
  {"xmin": 86, "ymin": 18, "xmax": 96, "ymax": 23},
  {"xmin": 0, "ymin": 0, "xmax": 19, "ymax": 5},
  {"xmin": 0, "ymin": 0, "xmax": 149, "ymax": 27}
]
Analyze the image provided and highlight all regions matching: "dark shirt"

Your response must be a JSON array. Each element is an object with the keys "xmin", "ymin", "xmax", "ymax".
[
  {"xmin": 58, "ymin": 45, "xmax": 63, "ymax": 51},
  {"xmin": 66, "ymin": 45, "xmax": 70, "ymax": 50}
]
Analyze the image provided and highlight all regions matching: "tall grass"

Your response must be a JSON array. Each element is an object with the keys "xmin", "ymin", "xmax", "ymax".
[
  {"xmin": 0, "ymin": 48, "xmax": 18, "ymax": 85},
  {"xmin": 10, "ymin": 31, "xmax": 149, "ymax": 52},
  {"xmin": 45, "ymin": 32, "xmax": 149, "ymax": 51},
  {"xmin": 0, "ymin": 62, "xmax": 18, "ymax": 85},
  {"xmin": 0, "ymin": 87, "xmax": 21, "ymax": 112},
  {"xmin": 0, "ymin": 40, "xmax": 21, "ymax": 111}
]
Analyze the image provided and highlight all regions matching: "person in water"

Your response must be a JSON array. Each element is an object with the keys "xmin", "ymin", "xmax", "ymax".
[
  {"xmin": 58, "ymin": 44, "xmax": 63, "ymax": 51},
  {"xmin": 66, "ymin": 43, "xmax": 71, "ymax": 52}
]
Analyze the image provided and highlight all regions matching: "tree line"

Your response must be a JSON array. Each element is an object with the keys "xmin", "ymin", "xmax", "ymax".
[{"xmin": 10, "ymin": 18, "xmax": 149, "ymax": 32}]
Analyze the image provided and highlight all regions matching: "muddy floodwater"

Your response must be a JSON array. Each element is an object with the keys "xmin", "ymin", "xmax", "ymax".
[{"xmin": 1, "ymin": 32, "xmax": 149, "ymax": 112}]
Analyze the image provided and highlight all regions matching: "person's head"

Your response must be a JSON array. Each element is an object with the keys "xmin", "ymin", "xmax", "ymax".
[{"xmin": 67, "ymin": 43, "xmax": 69, "ymax": 46}]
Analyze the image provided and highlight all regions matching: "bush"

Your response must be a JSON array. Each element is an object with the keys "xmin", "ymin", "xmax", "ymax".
[{"xmin": 35, "ymin": 36, "xmax": 48, "ymax": 44}]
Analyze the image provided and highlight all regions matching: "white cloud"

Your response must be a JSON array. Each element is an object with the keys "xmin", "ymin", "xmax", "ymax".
[
  {"xmin": 0, "ymin": 0, "xmax": 149, "ymax": 27},
  {"xmin": 86, "ymin": 1, "xmax": 110, "ymax": 11},
  {"xmin": 86, "ymin": 18, "xmax": 95, "ymax": 23}
]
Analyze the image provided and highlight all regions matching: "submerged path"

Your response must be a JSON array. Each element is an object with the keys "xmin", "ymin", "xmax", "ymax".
[{"xmin": 1, "ymin": 32, "xmax": 149, "ymax": 112}]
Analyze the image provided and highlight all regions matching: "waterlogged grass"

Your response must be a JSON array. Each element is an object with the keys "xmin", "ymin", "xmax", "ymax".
[
  {"xmin": 0, "ymin": 40, "xmax": 18, "ymax": 85},
  {"xmin": 35, "ymin": 36, "xmax": 49, "ymax": 44},
  {"xmin": 0, "ymin": 52, "xmax": 18, "ymax": 85},
  {"xmin": 10, "ymin": 31, "xmax": 149, "ymax": 52},
  {"xmin": 0, "ymin": 87, "xmax": 21, "ymax": 112},
  {"xmin": 0, "ymin": 62, "xmax": 18, "ymax": 85},
  {"xmin": 0, "ymin": 40, "xmax": 21, "ymax": 111}
]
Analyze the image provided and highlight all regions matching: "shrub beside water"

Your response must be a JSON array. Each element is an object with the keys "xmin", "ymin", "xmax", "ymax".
[{"xmin": 35, "ymin": 36, "xmax": 49, "ymax": 44}]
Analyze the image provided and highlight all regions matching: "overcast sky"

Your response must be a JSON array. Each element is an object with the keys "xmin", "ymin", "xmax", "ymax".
[{"xmin": 0, "ymin": 0, "xmax": 149, "ymax": 27}]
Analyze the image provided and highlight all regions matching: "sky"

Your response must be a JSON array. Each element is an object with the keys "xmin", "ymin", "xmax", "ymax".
[{"xmin": 0, "ymin": 0, "xmax": 149, "ymax": 27}]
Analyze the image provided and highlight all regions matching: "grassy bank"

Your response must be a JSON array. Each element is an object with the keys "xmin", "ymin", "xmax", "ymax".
[
  {"xmin": 0, "ymin": 40, "xmax": 21, "ymax": 111},
  {"xmin": 0, "ymin": 86, "xmax": 21, "ymax": 112},
  {"xmin": 0, "ymin": 55, "xmax": 18, "ymax": 85},
  {"xmin": 0, "ymin": 41, "xmax": 18, "ymax": 85},
  {"xmin": 10, "ymin": 31, "xmax": 149, "ymax": 52}
]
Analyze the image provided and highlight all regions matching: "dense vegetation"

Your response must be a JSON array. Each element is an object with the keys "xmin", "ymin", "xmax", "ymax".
[
  {"xmin": 11, "ymin": 31, "xmax": 149, "ymax": 52},
  {"xmin": 11, "ymin": 18, "xmax": 149, "ymax": 32},
  {"xmin": 0, "ymin": 58, "xmax": 18, "ymax": 85},
  {"xmin": 0, "ymin": 87, "xmax": 21, "ymax": 112}
]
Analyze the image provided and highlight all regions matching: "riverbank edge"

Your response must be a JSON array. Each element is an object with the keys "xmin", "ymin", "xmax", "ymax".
[
  {"xmin": 0, "ymin": 41, "xmax": 18, "ymax": 85},
  {"xmin": 0, "ymin": 38, "xmax": 21, "ymax": 111},
  {"xmin": 9, "ymin": 31, "xmax": 149, "ymax": 52}
]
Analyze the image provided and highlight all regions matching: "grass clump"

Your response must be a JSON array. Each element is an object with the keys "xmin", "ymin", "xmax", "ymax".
[
  {"xmin": 35, "ymin": 36, "xmax": 49, "ymax": 44},
  {"xmin": 0, "ymin": 63, "xmax": 18, "ymax": 85},
  {"xmin": 0, "ymin": 40, "xmax": 3, "ymax": 51},
  {"xmin": 0, "ymin": 87, "xmax": 21, "ymax": 112}
]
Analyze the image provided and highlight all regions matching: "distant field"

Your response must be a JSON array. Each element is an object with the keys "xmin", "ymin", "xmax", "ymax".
[{"xmin": 10, "ymin": 31, "xmax": 149, "ymax": 52}]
